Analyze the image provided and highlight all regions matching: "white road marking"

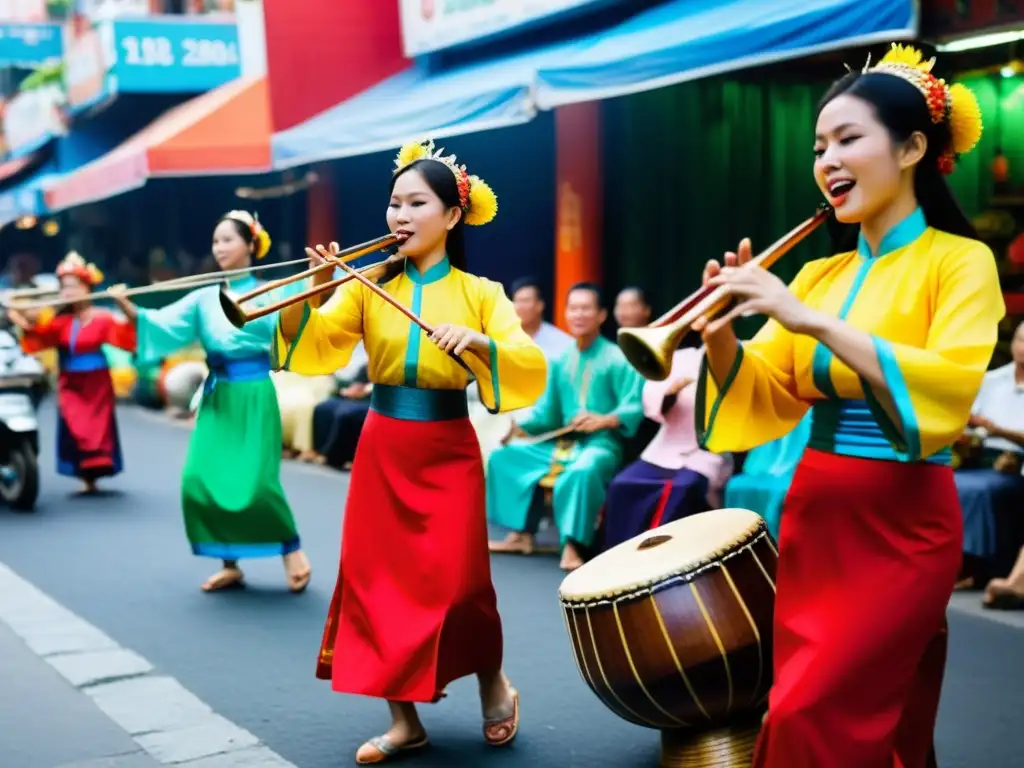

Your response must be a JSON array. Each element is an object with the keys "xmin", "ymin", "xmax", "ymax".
[{"xmin": 0, "ymin": 561, "xmax": 297, "ymax": 767}]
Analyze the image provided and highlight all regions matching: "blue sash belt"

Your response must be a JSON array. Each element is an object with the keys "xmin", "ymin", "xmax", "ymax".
[
  {"xmin": 810, "ymin": 399, "xmax": 951, "ymax": 465},
  {"xmin": 371, "ymin": 384, "xmax": 468, "ymax": 422},
  {"xmin": 203, "ymin": 353, "xmax": 271, "ymax": 398},
  {"xmin": 60, "ymin": 351, "xmax": 108, "ymax": 373}
]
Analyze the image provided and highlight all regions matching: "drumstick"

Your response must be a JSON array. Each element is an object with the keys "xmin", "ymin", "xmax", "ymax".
[{"xmin": 512, "ymin": 424, "xmax": 577, "ymax": 446}]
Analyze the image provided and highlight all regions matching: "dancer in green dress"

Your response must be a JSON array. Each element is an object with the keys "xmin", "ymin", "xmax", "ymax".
[{"xmin": 112, "ymin": 211, "xmax": 311, "ymax": 593}]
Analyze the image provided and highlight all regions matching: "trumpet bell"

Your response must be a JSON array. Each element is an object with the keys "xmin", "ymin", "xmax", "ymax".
[
  {"xmin": 219, "ymin": 283, "xmax": 248, "ymax": 329},
  {"xmin": 616, "ymin": 325, "xmax": 679, "ymax": 381}
]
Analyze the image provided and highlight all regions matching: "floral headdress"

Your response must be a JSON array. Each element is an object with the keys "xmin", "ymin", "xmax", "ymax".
[
  {"xmin": 863, "ymin": 44, "xmax": 983, "ymax": 175},
  {"xmin": 222, "ymin": 210, "xmax": 272, "ymax": 259},
  {"xmin": 393, "ymin": 139, "xmax": 498, "ymax": 226},
  {"xmin": 56, "ymin": 251, "xmax": 103, "ymax": 287}
]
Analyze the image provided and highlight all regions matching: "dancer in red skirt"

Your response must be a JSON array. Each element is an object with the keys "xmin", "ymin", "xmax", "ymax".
[
  {"xmin": 693, "ymin": 44, "xmax": 999, "ymax": 767},
  {"xmin": 8, "ymin": 252, "xmax": 136, "ymax": 494},
  {"xmin": 274, "ymin": 139, "xmax": 547, "ymax": 764}
]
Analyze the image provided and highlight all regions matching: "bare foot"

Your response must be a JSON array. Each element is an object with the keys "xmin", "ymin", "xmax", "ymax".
[
  {"xmin": 201, "ymin": 567, "xmax": 244, "ymax": 592},
  {"xmin": 283, "ymin": 550, "xmax": 311, "ymax": 593},
  {"xmin": 297, "ymin": 451, "xmax": 320, "ymax": 463},
  {"xmin": 81, "ymin": 479, "xmax": 98, "ymax": 495},
  {"xmin": 488, "ymin": 532, "xmax": 535, "ymax": 555},
  {"xmin": 559, "ymin": 542, "xmax": 585, "ymax": 572}
]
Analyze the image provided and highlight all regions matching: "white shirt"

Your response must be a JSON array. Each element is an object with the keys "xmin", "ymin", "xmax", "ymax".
[
  {"xmin": 531, "ymin": 321, "xmax": 573, "ymax": 360},
  {"xmin": 971, "ymin": 363, "xmax": 1024, "ymax": 454}
]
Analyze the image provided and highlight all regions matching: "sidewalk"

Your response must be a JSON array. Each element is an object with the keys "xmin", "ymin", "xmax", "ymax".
[{"xmin": 0, "ymin": 621, "xmax": 161, "ymax": 768}]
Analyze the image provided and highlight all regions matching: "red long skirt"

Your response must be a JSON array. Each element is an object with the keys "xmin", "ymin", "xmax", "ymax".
[
  {"xmin": 316, "ymin": 410, "xmax": 503, "ymax": 702},
  {"xmin": 57, "ymin": 368, "xmax": 123, "ymax": 480},
  {"xmin": 754, "ymin": 448, "xmax": 960, "ymax": 768}
]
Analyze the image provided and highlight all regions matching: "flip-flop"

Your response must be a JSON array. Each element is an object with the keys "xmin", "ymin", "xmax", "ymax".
[
  {"xmin": 483, "ymin": 688, "xmax": 520, "ymax": 747},
  {"xmin": 355, "ymin": 734, "xmax": 430, "ymax": 765}
]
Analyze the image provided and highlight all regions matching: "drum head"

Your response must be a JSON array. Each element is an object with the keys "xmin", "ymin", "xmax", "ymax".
[{"xmin": 559, "ymin": 508, "xmax": 765, "ymax": 601}]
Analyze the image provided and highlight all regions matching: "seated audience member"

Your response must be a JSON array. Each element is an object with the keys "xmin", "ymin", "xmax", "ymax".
[
  {"xmin": 511, "ymin": 276, "xmax": 573, "ymax": 358},
  {"xmin": 613, "ymin": 286, "xmax": 658, "ymax": 465},
  {"xmin": 983, "ymin": 544, "xmax": 1024, "ymax": 610},
  {"xmin": 469, "ymin": 277, "xmax": 572, "ymax": 463},
  {"xmin": 274, "ymin": 368, "xmax": 335, "ymax": 459},
  {"xmin": 309, "ymin": 362, "xmax": 372, "ymax": 469},
  {"xmin": 487, "ymin": 283, "xmax": 644, "ymax": 571},
  {"xmin": 613, "ymin": 286, "xmax": 652, "ymax": 329},
  {"xmin": 723, "ymin": 414, "xmax": 812, "ymax": 540},
  {"xmin": 603, "ymin": 343, "xmax": 733, "ymax": 550},
  {"xmin": 954, "ymin": 320, "xmax": 1024, "ymax": 587}
]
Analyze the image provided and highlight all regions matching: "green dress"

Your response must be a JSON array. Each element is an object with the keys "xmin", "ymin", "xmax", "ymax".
[
  {"xmin": 136, "ymin": 275, "xmax": 301, "ymax": 560},
  {"xmin": 486, "ymin": 336, "xmax": 644, "ymax": 547}
]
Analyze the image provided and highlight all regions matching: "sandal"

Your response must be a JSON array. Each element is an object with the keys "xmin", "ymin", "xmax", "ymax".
[
  {"xmin": 201, "ymin": 568, "xmax": 245, "ymax": 592},
  {"xmin": 355, "ymin": 734, "xmax": 429, "ymax": 765},
  {"xmin": 483, "ymin": 688, "xmax": 519, "ymax": 747}
]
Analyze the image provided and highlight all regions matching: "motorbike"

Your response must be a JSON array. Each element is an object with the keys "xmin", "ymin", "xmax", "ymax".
[{"xmin": 0, "ymin": 328, "xmax": 43, "ymax": 511}]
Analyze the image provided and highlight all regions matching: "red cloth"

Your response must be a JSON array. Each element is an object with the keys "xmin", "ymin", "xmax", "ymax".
[
  {"xmin": 754, "ymin": 448, "xmax": 960, "ymax": 768},
  {"xmin": 23, "ymin": 312, "xmax": 136, "ymax": 478},
  {"xmin": 316, "ymin": 411, "xmax": 503, "ymax": 702}
]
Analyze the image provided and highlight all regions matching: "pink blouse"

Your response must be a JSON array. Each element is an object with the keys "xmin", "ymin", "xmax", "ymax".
[{"xmin": 640, "ymin": 347, "xmax": 734, "ymax": 506}]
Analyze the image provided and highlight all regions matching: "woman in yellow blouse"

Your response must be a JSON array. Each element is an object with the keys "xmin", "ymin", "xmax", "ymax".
[
  {"xmin": 273, "ymin": 140, "xmax": 546, "ymax": 764},
  {"xmin": 693, "ymin": 45, "xmax": 1001, "ymax": 767}
]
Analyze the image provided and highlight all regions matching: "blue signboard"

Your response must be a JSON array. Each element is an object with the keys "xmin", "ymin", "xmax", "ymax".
[
  {"xmin": 0, "ymin": 23, "xmax": 63, "ymax": 68},
  {"xmin": 109, "ymin": 18, "xmax": 241, "ymax": 94}
]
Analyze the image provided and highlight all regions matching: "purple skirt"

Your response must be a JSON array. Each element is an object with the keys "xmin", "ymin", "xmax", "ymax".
[{"xmin": 602, "ymin": 459, "xmax": 709, "ymax": 552}]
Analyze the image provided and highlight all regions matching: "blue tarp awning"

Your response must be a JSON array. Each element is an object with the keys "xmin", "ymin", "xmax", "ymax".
[
  {"xmin": 271, "ymin": 43, "xmax": 579, "ymax": 170},
  {"xmin": 0, "ymin": 170, "xmax": 60, "ymax": 228},
  {"xmin": 535, "ymin": 0, "xmax": 917, "ymax": 108},
  {"xmin": 271, "ymin": 0, "xmax": 916, "ymax": 169}
]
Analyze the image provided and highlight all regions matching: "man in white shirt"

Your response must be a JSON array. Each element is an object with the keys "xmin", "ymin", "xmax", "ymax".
[
  {"xmin": 955, "ymin": 320, "xmax": 1024, "ymax": 588},
  {"xmin": 510, "ymin": 277, "xmax": 572, "ymax": 359}
]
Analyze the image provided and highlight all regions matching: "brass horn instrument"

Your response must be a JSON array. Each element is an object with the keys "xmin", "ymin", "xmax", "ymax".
[
  {"xmin": 219, "ymin": 234, "xmax": 403, "ymax": 328},
  {"xmin": 617, "ymin": 204, "xmax": 833, "ymax": 380}
]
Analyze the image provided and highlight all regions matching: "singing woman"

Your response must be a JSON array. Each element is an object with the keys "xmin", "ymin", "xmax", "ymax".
[
  {"xmin": 111, "ymin": 212, "xmax": 311, "ymax": 594},
  {"xmin": 8, "ymin": 252, "xmax": 136, "ymax": 494},
  {"xmin": 274, "ymin": 140, "xmax": 546, "ymax": 764},
  {"xmin": 694, "ymin": 45, "xmax": 999, "ymax": 767}
]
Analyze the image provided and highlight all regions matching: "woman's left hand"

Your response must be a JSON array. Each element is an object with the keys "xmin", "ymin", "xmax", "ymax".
[
  {"xmin": 706, "ymin": 266, "xmax": 818, "ymax": 335},
  {"xmin": 429, "ymin": 324, "xmax": 489, "ymax": 355}
]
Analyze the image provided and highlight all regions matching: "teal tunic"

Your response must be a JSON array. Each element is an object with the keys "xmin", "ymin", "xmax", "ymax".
[
  {"xmin": 136, "ymin": 275, "xmax": 302, "ymax": 559},
  {"xmin": 486, "ymin": 336, "xmax": 644, "ymax": 547}
]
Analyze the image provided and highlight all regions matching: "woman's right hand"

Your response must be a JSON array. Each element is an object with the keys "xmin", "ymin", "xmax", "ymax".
[
  {"xmin": 691, "ymin": 238, "xmax": 752, "ymax": 345},
  {"xmin": 306, "ymin": 242, "xmax": 341, "ymax": 286}
]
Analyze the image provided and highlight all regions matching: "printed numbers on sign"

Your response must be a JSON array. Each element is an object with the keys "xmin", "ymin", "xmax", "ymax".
[
  {"xmin": 120, "ymin": 36, "xmax": 175, "ymax": 67},
  {"xmin": 182, "ymin": 39, "xmax": 240, "ymax": 67}
]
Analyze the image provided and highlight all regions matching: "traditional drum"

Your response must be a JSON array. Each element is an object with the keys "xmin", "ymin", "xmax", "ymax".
[{"xmin": 558, "ymin": 508, "xmax": 777, "ymax": 767}]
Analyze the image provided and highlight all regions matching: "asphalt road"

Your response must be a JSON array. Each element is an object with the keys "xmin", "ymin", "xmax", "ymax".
[{"xmin": 0, "ymin": 400, "xmax": 1020, "ymax": 768}]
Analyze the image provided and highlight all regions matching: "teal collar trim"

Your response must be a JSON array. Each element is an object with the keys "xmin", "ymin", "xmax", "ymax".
[
  {"xmin": 405, "ymin": 256, "xmax": 451, "ymax": 285},
  {"xmin": 857, "ymin": 207, "xmax": 926, "ymax": 259},
  {"xmin": 227, "ymin": 274, "xmax": 260, "ymax": 291}
]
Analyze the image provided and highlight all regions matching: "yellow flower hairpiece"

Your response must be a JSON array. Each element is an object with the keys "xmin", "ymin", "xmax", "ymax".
[
  {"xmin": 223, "ymin": 210, "xmax": 272, "ymax": 259},
  {"xmin": 393, "ymin": 139, "xmax": 498, "ymax": 226},
  {"xmin": 865, "ymin": 43, "xmax": 983, "ymax": 173},
  {"xmin": 56, "ymin": 251, "xmax": 104, "ymax": 286}
]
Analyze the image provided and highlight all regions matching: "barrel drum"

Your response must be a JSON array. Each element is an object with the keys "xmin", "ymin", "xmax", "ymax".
[{"xmin": 558, "ymin": 509, "xmax": 778, "ymax": 767}]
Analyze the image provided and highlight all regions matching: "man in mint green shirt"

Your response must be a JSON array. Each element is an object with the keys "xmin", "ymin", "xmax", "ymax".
[{"xmin": 487, "ymin": 283, "xmax": 644, "ymax": 571}]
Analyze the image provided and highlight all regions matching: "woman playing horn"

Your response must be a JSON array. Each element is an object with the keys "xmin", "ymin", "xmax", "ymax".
[
  {"xmin": 274, "ymin": 140, "xmax": 547, "ymax": 764},
  {"xmin": 110, "ymin": 212, "xmax": 312, "ymax": 594},
  {"xmin": 7, "ymin": 252, "xmax": 136, "ymax": 494},
  {"xmin": 694, "ymin": 44, "xmax": 1000, "ymax": 766}
]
